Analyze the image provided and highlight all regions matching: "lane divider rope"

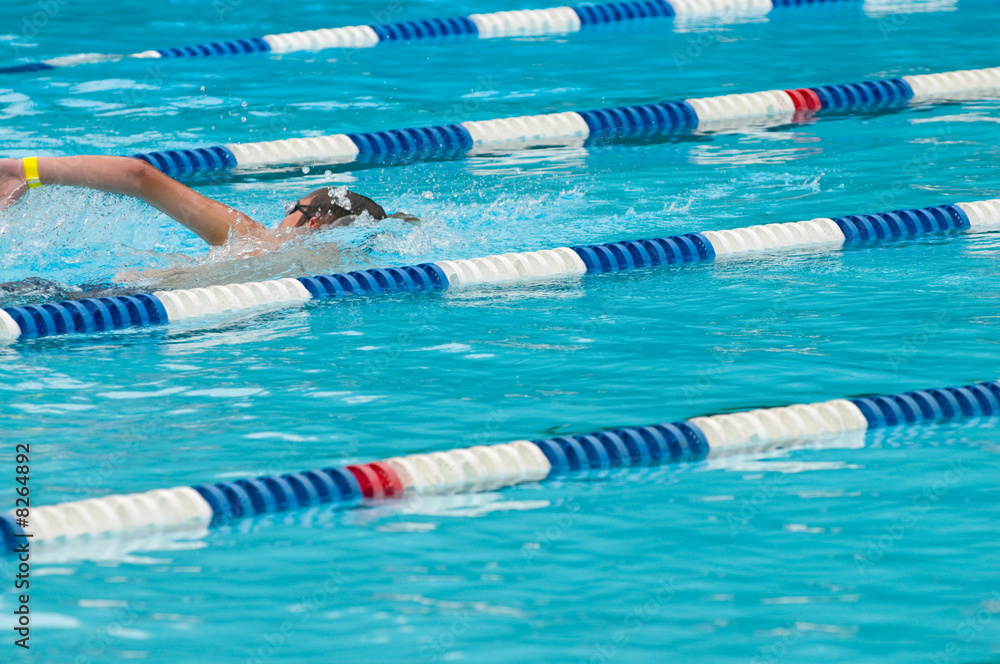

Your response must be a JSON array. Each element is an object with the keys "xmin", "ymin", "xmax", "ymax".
[
  {"xmin": 2, "ymin": 198, "xmax": 998, "ymax": 343},
  {"xmin": 0, "ymin": 1, "xmax": 930, "ymax": 76},
  {"xmin": 3, "ymin": 377, "xmax": 997, "ymax": 554},
  {"xmin": 111, "ymin": 65, "xmax": 1000, "ymax": 177}
]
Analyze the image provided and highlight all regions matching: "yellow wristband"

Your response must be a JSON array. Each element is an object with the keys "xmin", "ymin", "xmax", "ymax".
[{"xmin": 22, "ymin": 157, "xmax": 41, "ymax": 189}]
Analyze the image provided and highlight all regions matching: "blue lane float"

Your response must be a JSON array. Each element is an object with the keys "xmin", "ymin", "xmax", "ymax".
[
  {"xmin": 1, "ymin": 197, "xmax": 998, "ymax": 343},
  {"xmin": 7, "ymin": 376, "xmax": 1000, "ymax": 554},
  {"xmin": 1, "ymin": 0, "xmax": 924, "ymax": 76},
  {"xmin": 115, "ymin": 65, "xmax": 1000, "ymax": 177},
  {"xmin": 136, "ymin": 146, "xmax": 237, "ymax": 176},
  {"xmin": 1, "ymin": 295, "xmax": 168, "ymax": 339}
]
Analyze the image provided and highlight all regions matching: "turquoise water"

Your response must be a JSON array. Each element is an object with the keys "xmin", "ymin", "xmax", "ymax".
[{"xmin": 2, "ymin": 1, "xmax": 1000, "ymax": 662}]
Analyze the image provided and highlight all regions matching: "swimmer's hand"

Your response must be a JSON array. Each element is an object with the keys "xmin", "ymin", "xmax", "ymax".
[{"xmin": 0, "ymin": 159, "xmax": 28, "ymax": 209}]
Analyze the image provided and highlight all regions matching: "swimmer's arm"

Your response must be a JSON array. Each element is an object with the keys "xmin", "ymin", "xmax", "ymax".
[{"xmin": 1, "ymin": 156, "xmax": 270, "ymax": 246}]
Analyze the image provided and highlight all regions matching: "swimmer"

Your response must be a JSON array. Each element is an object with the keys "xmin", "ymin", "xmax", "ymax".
[{"xmin": 0, "ymin": 155, "xmax": 410, "ymax": 251}]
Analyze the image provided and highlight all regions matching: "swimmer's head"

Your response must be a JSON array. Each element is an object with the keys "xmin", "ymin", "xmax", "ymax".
[{"xmin": 279, "ymin": 187, "xmax": 387, "ymax": 230}]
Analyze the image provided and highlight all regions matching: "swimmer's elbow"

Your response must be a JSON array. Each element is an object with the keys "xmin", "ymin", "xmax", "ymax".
[{"xmin": 121, "ymin": 157, "xmax": 158, "ymax": 197}]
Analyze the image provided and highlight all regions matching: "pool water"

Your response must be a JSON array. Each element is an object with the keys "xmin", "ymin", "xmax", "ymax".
[{"xmin": 2, "ymin": 1, "xmax": 1000, "ymax": 662}]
